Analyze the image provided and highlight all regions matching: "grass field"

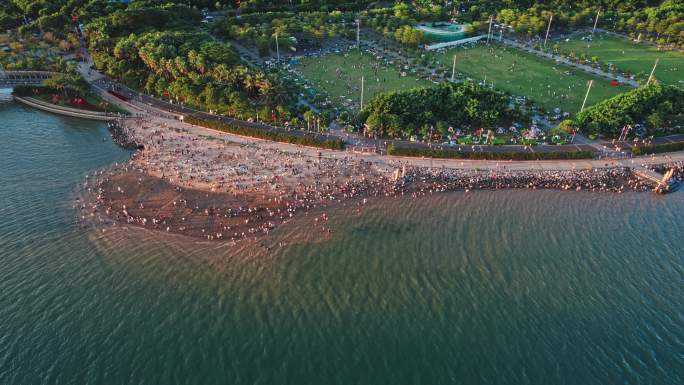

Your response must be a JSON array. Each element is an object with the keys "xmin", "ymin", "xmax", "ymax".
[
  {"xmin": 297, "ymin": 51, "xmax": 431, "ymax": 109},
  {"xmin": 557, "ymin": 33, "xmax": 683, "ymax": 86},
  {"xmin": 430, "ymin": 43, "xmax": 632, "ymax": 112}
]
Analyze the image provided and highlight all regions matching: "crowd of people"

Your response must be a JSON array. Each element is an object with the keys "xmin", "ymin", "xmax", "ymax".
[{"xmin": 76, "ymin": 114, "xmax": 680, "ymax": 243}]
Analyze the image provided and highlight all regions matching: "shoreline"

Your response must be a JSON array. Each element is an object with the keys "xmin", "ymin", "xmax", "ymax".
[
  {"xmin": 81, "ymin": 161, "xmax": 684, "ymax": 243},
  {"xmin": 76, "ymin": 112, "xmax": 684, "ymax": 242}
]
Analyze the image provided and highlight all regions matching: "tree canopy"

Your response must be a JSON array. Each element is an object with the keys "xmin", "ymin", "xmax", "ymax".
[
  {"xmin": 83, "ymin": 2, "xmax": 297, "ymax": 121},
  {"xmin": 575, "ymin": 83, "xmax": 684, "ymax": 137},
  {"xmin": 361, "ymin": 81, "xmax": 528, "ymax": 140}
]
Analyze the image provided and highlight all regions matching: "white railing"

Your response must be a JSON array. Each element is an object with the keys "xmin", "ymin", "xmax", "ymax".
[
  {"xmin": 0, "ymin": 70, "xmax": 54, "ymax": 80},
  {"xmin": 425, "ymin": 35, "xmax": 486, "ymax": 51}
]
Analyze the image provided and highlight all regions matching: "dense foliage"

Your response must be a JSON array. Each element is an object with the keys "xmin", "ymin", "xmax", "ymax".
[
  {"xmin": 2, "ymin": 0, "xmax": 682, "ymax": 132},
  {"xmin": 360, "ymin": 4, "xmax": 430, "ymax": 47},
  {"xmin": 361, "ymin": 81, "xmax": 528, "ymax": 140},
  {"xmin": 85, "ymin": 2, "xmax": 298, "ymax": 121},
  {"xmin": 575, "ymin": 83, "xmax": 684, "ymax": 137},
  {"xmin": 387, "ymin": 143, "xmax": 594, "ymax": 160},
  {"xmin": 184, "ymin": 115, "xmax": 345, "ymax": 149},
  {"xmin": 236, "ymin": 0, "xmax": 368, "ymax": 13},
  {"xmin": 493, "ymin": 0, "xmax": 684, "ymax": 48},
  {"xmin": 212, "ymin": 10, "xmax": 357, "ymax": 55},
  {"xmin": 2, "ymin": 0, "xmax": 121, "ymax": 34},
  {"xmin": 4, "ymin": 0, "xmax": 681, "ymax": 49},
  {"xmin": 359, "ymin": 1, "xmax": 683, "ymax": 49},
  {"xmin": 631, "ymin": 140, "xmax": 684, "ymax": 155}
]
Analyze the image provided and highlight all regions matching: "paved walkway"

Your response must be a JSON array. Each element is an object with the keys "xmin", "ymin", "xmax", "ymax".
[{"xmin": 114, "ymin": 98, "xmax": 684, "ymax": 174}]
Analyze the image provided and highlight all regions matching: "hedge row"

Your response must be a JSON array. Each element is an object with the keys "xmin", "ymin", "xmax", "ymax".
[
  {"xmin": 13, "ymin": 85, "xmax": 62, "ymax": 97},
  {"xmin": 631, "ymin": 141, "xmax": 684, "ymax": 156},
  {"xmin": 387, "ymin": 144, "xmax": 594, "ymax": 160},
  {"xmin": 184, "ymin": 116, "xmax": 345, "ymax": 150}
]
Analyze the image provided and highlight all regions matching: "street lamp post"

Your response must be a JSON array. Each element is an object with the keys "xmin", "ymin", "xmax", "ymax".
[
  {"xmin": 592, "ymin": 8, "xmax": 601, "ymax": 35},
  {"xmin": 647, "ymin": 58, "xmax": 659, "ymax": 85},
  {"xmin": 544, "ymin": 14, "xmax": 553, "ymax": 49},
  {"xmin": 360, "ymin": 76, "xmax": 364, "ymax": 110},
  {"xmin": 275, "ymin": 32, "xmax": 280, "ymax": 65},
  {"xmin": 580, "ymin": 80, "xmax": 593, "ymax": 112}
]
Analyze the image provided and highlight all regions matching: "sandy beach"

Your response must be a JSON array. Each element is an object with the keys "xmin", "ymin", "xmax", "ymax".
[{"xmin": 77, "ymin": 110, "xmax": 684, "ymax": 242}]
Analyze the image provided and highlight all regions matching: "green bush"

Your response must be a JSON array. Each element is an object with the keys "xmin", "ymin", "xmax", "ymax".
[
  {"xmin": 184, "ymin": 116, "xmax": 345, "ymax": 150},
  {"xmin": 575, "ymin": 84, "xmax": 684, "ymax": 138},
  {"xmin": 363, "ymin": 81, "xmax": 528, "ymax": 140},
  {"xmin": 386, "ymin": 144, "xmax": 593, "ymax": 160},
  {"xmin": 12, "ymin": 85, "xmax": 59, "ymax": 97},
  {"xmin": 631, "ymin": 141, "xmax": 684, "ymax": 156}
]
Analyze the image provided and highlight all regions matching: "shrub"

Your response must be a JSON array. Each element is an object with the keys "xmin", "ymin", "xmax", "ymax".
[
  {"xmin": 184, "ymin": 115, "xmax": 345, "ymax": 150},
  {"xmin": 631, "ymin": 141, "xmax": 684, "ymax": 156},
  {"xmin": 386, "ymin": 143, "xmax": 593, "ymax": 160},
  {"xmin": 575, "ymin": 84, "xmax": 684, "ymax": 138}
]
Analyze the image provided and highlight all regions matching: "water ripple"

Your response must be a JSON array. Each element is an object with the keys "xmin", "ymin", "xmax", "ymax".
[{"xmin": 0, "ymin": 102, "xmax": 682, "ymax": 385}]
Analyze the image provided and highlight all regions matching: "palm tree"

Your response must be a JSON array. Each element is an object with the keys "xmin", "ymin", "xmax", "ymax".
[{"xmin": 243, "ymin": 72, "xmax": 258, "ymax": 96}]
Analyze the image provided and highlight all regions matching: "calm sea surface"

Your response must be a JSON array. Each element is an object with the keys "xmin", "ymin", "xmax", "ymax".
[{"xmin": 1, "ymin": 93, "xmax": 683, "ymax": 385}]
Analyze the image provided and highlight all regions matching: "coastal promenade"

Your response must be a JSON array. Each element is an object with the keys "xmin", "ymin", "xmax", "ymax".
[
  {"xmin": 130, "ymin": 107, "xmax": 684, "ymax": 173},
  {"xmin": 74, "ymin": 58, "xmax": 684, "ymax": 178}
]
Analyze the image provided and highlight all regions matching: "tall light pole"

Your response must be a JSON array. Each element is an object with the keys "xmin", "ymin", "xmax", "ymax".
[
  {"xmin": 275, "ymin": 32, "xmax": 280, "ymax": 64},
  {"xmin": 360, "ymin": 76, "xmax": 365, "ymax": 109},
  {"xmin": 451, "ymin": 55, "xmax": 456, "ymax": 82},
  {"xmin": 544, "ymin": 14, "xmax": 553, "ymax": 49},
  {"xmin": 486, "ymin": 17, "xmax": 493, "ymax": 44},
  {"xmin": 580, "ymin": 80, "xmax": 593, "ymax": 112},
  {"xmin": 647, "ymin": 58, "xmax": 659, "ymax": 85},
  {"xmin": 592, "ymin": 8, "xmax": 601, "ymax": 35}
]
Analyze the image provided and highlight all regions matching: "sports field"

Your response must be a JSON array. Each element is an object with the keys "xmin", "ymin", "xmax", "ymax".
[
  {"xmin": 557, "ymin": 33, "xmax": 683, "ymax": 86},
  {"xmin": 297, "ymin": 51, "xmax": 430, "ymax": 109},
  {"xmin": 431, "ymin": 44, "xmax": 632, "ymax": 112}
]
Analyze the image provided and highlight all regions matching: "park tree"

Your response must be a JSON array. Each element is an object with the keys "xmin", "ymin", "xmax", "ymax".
[
  {"xmin": 43, "ymin": 73, "xmax": 88, "ymax": 96},
  {"xmin": 362, "ymin": 81, "xmax": 526, "ymax": 140},
  {"xmin": 558, "ymin": 119, "xmax": 575, "ymax": 134},
  {"xmin": 575, "ymin": 83, "xmax": 684, "ymax": 138}
]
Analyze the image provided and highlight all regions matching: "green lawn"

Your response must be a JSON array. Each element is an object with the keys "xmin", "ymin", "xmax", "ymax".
[
  {"xmin": 430, "ymin": 44, "xmax": 632, "ymax": 113},
  {"xmin": 557, "ymin": 33, "xmax": 683, "ymax": 86},
  {"xmin": 297, "ymin": 51, "xmax": 431, "ymax": 109}
]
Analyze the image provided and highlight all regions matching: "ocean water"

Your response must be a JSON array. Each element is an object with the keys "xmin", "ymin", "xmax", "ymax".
[{"xmin": 1, "ymin": 95, "xmax": 683, "ymax": 385}]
